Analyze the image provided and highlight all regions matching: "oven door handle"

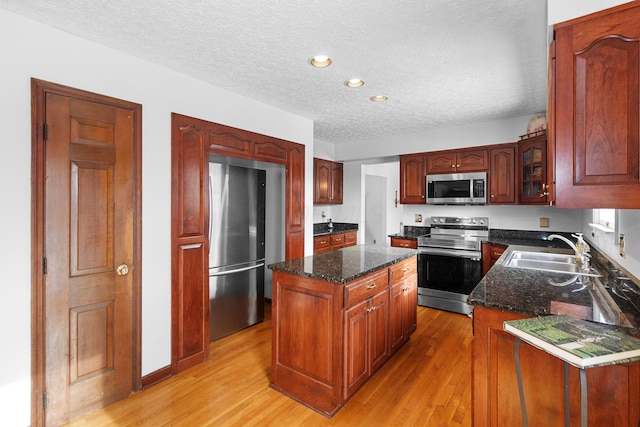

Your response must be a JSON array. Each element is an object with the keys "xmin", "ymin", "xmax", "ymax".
[{"xmin": 418, "ymin": 247, "xmax": 481, "ymax": 260}]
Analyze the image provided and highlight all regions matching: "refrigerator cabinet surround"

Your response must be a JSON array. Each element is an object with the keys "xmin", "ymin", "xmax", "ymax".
[{"xmin": 209, "ymin": 163, "xmax": 266, "ymax": 341}]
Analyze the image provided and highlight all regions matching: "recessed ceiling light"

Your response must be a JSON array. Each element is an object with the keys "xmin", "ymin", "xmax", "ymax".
[
  {"xmin": 310, "ymin": 55, "xmax": 332, "ymax": 68},
  {"xmin": 345, "ymin": 79, "xmax": 364, "ymax": 88},
  {"xmin": 370, "ymin": 95, "xmax": 388, "ymax": 102}
]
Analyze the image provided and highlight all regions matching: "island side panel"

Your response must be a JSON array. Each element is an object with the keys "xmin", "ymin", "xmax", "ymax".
[{"xmin": 271, "ymin": 270, "xmax": 343, "ymax": 416}]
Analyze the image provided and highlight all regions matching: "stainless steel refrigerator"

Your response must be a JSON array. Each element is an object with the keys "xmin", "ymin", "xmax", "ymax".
[{"xmin": 208, "ymin": 162, "xmax": 265, "ymax": 341}]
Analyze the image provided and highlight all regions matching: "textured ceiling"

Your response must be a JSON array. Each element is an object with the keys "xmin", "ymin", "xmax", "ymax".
[{"xmin": 0, "ymin": 0, "xmax": 548, "ymax": 144}]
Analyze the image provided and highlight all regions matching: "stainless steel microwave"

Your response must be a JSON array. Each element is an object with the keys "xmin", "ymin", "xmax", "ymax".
[{"xmin": 426, "ymin": 172, "xmax": 487, "ymax": 205}]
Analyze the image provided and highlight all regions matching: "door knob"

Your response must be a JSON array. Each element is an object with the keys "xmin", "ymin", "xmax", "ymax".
[{"xmin": 117, "ymin": 264, "xmax": 130, "ymax": 276}]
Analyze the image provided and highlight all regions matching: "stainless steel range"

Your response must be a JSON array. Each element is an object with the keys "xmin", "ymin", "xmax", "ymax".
[{"xmin": 417, "ymin": 216, "xmax": 489, "ymax": 315}]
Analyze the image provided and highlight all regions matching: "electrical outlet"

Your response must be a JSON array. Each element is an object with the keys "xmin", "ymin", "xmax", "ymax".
[
  {"xmin": 415, "ymin": 214, "xmax": 422, "ymax": 223},
  {"xmin": 620, "ymin": 234, "xmax": 626, "ymax": 258},
  {"xmin": 539, "ymin": 217, "xmax": 549, "ymax": 228}
]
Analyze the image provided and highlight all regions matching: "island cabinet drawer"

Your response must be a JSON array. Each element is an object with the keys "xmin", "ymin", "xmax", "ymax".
[
  {"xmin": 344, "ymin": 270, "xmax": 388, "ymax": 308},
  {"xmin": 389, "ymin": 257, "xmax": 417, "ymax": 284}
]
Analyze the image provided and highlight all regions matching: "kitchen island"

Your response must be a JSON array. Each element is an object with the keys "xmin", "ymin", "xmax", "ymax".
[
  {"xmin": 268, "ymin": 245, "xmax": 417, "ymax": 417},
  {"xmin": 469, "ymin": 244, "xmax": 640, "ymax": 427}
]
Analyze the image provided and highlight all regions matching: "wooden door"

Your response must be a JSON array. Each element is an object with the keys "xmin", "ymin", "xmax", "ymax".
[
  {"xmin": 368, "ymin": 290, "xmax": 389, "ymax": 374},
  {"xmin": 456, "ymin": 149, "xmax": 489, "ymax": 172},
  {"xmin": 330, "ymin": 161, "xmax": 343, "ymax": 204},
  {"xmin": 426, "ymin": 151, "xmax": 456, "ymax": 174},
  {"xmin": 389, "ymin": 282, "xmax": 405, "ymax": 353},
  {"xmin": 314, "ymin": 158, "xmax": 332, "ymax": 203},
  {"xmin": 554, "ymin": 3, "xmax": 640, "ymax": 208},
  {"xmin": 33, "ymin": 80, "xmax": 140, "ymax": 426},
  {"xmin": 399, "ymin": 154, "xmax": 426, "ymax": 203},
  {"xmin": 344, "ymin": 299, "xmax": 369, "ymax": 398},
  {"xmin": 518, "ymin": 136, "xmax": 547, "ymax": 204},
  {"xmin": 489, "ymin": 145, "xmax": 516, "ymax": 204}
]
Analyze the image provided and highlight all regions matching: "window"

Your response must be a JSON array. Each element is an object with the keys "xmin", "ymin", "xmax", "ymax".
[{"xmin": 591, "ymin": 209, "xmax": 616, "ymax": 234}]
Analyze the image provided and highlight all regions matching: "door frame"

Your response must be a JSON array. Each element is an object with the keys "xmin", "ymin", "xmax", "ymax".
[{"xmin": 30, "ymin": 79, "xmax": 143, "ymax": 426}]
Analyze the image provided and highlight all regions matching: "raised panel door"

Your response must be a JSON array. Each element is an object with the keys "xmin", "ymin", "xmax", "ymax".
[
  {"xmin": 368, "ymin": 290, "xmax": 390, "ymax": 374},
  {"xmin": 489, "ymin": 145, "xmax": 516, "ymax": 204},
  {"xmin": 554, "ymin": 3, "xmax": 640, "ymax": 208},
  {"xmin": 331, "ymin": 161, "xmax": 343, "ymax": 204},
  {"xmin": 400, "ymin": 153, "xmax": 426, "ymax": 203},
  {"xmin": 426, "ymin": 151, "xmax": 457, "ymax": 174},
  {"xmin": 43, "ymin": 91, "xmax": 137, "ymax": 424},
  {"xmin": 314, "ymin": 158, "xmax": 332, "ymax": 203},
  {"xmin": 457, "ymin": 149, "xmax": 488, "ymax": 172},
  {"xmin": 389, "ymin": 281, "xmax": 405, "ymax": 354},
  {"xmin": 344, "ymin": 299, "xmax": 369, "ymax": 399}
]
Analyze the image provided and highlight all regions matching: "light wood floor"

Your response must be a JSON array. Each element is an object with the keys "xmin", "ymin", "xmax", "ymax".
[{"xmin": 70, "ymin": 303, "xmax": 473, "ymax": 426}]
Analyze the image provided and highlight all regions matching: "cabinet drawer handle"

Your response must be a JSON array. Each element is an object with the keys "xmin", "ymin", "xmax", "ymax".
[
  {"xmin": 366, "ymin": 283, "xmax": 376, "ymax": 290},
  {"xmin": 401, "ymin": 267, "xmax": 410, "ymax": 272}
]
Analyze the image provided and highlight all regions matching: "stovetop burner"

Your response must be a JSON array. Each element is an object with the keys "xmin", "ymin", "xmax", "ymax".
[{"xmin": 418, "ymin": 216, "xmax": 489, "ymax": 251}]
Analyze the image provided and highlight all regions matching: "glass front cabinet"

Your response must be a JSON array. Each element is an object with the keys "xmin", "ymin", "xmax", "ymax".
[{"xmin": 518, "ymin": 131, "xmax": 548, "ymax": 204}]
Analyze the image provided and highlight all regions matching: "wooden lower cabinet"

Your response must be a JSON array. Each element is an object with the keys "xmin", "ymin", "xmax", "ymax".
[
  {"xmin": 344, "ymin": 289, "xmax": 389, "ymax": 399},
  {"xmin": 389, "ymin": 259, "xmax": 418, "ymax": 354},
  {"xmin": 314, "ymin": 230, "xmax": 358, "ymax": 254},
  {"xmin": 481, "ymin": 242, "xmax": 507, "ymax": 276},
  {"xmin": 473, "ymin": 306, "xmax": 640, "ymax": 427},
  {"xmin": 390, "ymin": 236, "xmax": 418, "ymax": 249},
  {"xmin": 271, "ymin": 256, "xmax": 417, "ymax": 417}
]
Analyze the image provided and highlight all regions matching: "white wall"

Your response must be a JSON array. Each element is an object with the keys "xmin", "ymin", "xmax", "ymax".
[
  {"xmin": 0, "ymin": 8, "xmax": 313, "ymax": 426},
  {"xmin": 335, "ymin": 114, "xmax": 534, "ymax": 162},
  {"xmin": 403, "ymin": 205, "xmax": 583, "ymax": 233},
  {"xmin": 548, "ymin": 0, "xmax": 632, "ymax": 24},
  {"xmin": 582, "ymin": 210, "xmax": 640, "ymax": 278},
  {"xmin": 363, "ymin": 162, "xmax": 404, "ymax": 241}
]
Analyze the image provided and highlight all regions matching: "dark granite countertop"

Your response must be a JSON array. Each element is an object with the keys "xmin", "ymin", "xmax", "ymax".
[
  {"xmin": 313, "ymin": 222, "xmax": 358, "ymax": 237},
  {"xmin": 484, "ymin": 229, "xmax": 577, "ymax": 249},
  {"xmin": 268, "ymin": 245, "xmax": 416, "ymax": 284},
  {"xmin": 469, "ymin": 244, "xmax": 640, "ymax": 329},
  {"xmin": 388, "ymin": 226, "xmax": 430, "ymax": 240}
]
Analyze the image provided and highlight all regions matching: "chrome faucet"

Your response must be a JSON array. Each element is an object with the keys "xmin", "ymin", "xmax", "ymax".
[{"xmin": 547, "ymin": 233, "xmax": 591, "ymax": 272}]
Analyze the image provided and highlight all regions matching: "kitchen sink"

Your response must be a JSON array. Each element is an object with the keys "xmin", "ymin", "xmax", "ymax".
[
  {"xmin": 507, "ymin": 251, "xmax": 576, "ymax": 264},
  {"xmin": 504, "ymin": 250, "xmax": 602, "ymax": 277}
]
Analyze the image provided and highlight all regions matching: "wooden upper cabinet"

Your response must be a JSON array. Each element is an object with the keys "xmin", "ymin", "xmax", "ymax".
[
  {"xmin": 518, "ymin": 133, "xmax": 549, "ymax": 205},
  {"xmin": 488, "ymin": 144, "xmax": 516, "ymax": 204},
  {"xmin": 553, "ymin": 3, "xmax": 640, "ymax": 208},
  {"xmin": 314, "ymin": 158, "xmax": 343, "ymax": 204},
  {"xmin": 399, "ymin": 153, "xmax": 426, "ymax": 204},
  {"xmin": 427, "ymin": 148, "xmax": 488, "ymax": 174}
]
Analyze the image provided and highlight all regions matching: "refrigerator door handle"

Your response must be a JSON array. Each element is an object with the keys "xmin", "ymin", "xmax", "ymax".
[{"xmin": 209, "ymin": 262, "xmax": 265, "ymax": 277}]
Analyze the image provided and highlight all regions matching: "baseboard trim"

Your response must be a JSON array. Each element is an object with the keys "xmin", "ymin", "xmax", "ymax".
[{"xmin": 141, "ymin": 365, "xmax": 172, "ymax": 389}]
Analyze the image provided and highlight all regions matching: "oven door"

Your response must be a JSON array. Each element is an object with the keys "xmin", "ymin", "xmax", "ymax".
[{"xmin": 417, "ymin": 247, "xmax": 482, "ymax": 314}]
